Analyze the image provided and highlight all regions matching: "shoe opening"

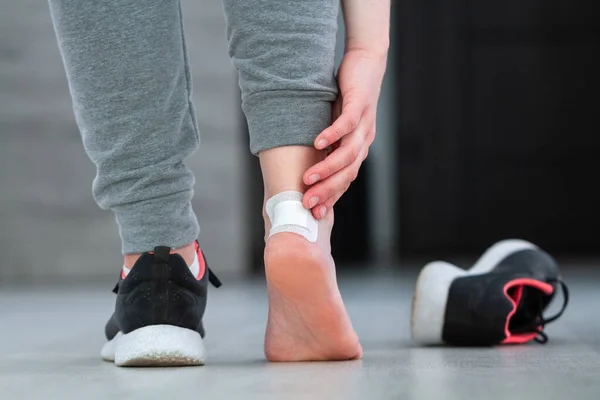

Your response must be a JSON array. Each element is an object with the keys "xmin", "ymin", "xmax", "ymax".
[{"xmin": 502, "ymin": 278, "xmax": 568, "ymax": 345}]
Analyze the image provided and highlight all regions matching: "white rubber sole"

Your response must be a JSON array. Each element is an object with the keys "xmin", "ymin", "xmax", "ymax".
[
  {"xmin": 411, "ymin": 261, "xmax": 467, "ymax": 344},
  {"xmin": 101, "ymin": 325, "xmax": 206, "ymax": 367},
  {"xmin": 411, "ymin": 239, "xmax": 538, "ymax": 344}
]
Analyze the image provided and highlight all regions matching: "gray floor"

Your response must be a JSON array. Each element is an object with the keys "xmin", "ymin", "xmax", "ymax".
[{"xmin": 0, "ymin": 268, "xmax": 598, "ymax": 400}]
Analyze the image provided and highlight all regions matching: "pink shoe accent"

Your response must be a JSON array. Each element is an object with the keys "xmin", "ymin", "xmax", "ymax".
[
  {"xmin": 194, "ymin": 241, "xmax": 206, "ymax": 281},
  {"xmin": 501, "ymin": 278, "xmax": 554, "ymax": 344}
]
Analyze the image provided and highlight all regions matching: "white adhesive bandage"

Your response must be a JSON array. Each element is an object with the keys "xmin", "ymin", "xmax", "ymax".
[{"xmin": 265, "ymin": 191, "xmax": 318, "ymax": 243}]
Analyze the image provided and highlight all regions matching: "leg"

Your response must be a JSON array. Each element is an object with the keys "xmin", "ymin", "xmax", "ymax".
[
  {"xmin": 261, "ymin": 147, "xmax": 362, "ymax": 361},
  {"xmin": 48, "ymin": 0, "xmax": 199, "ymax": 262},
  {"xmin": 49, "ymin": 0, "xmax": 216, "ymax": 367},
  {"xmin": 223, "ymin": 0, "xmax": 362, "ymax": 361}
]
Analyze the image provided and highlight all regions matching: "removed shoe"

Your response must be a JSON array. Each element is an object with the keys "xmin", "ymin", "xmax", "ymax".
[{"xmin": 411, "ymin": 239, "xmax": 568, "ymax": 346}]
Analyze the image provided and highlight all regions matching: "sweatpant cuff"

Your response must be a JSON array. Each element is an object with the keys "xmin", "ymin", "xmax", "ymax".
[
  {"xmin": 244, "ymin": 92, "xmax": 334, "ymax": 155},
  {"xmin": 115, "ymin": 192, "xmax": 200, "ymax": 254}
]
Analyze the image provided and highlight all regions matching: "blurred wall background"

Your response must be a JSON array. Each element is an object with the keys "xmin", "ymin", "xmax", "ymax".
[{"xmin": 0, "ymin": 0, "xmax": 246, "ymax": 281}]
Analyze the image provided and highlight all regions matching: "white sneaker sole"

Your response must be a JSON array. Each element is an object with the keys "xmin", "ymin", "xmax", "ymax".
[
  {"xmin": 411, "ymin": 239, "xmax": 538, "ymax": 344},
  {"xmin": 101, "ymin": 325, "xmax": 206, "ymax": 367},
  {"xmin": 411, "ymin": 261, "xmax": 466, "ymax": 345}
]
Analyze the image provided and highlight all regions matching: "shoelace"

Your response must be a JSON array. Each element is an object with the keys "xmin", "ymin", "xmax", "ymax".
[
  {"xmin": 511, "ymin": 279, "xmax": 569, "ymax": 344},
  {"xmin": 207, "ymin": 268, "xmax": 222, "ymax": 288}
]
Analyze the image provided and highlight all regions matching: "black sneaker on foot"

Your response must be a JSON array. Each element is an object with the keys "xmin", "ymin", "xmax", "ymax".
[
  {"xmin": 411, "ymin": 239, "xmax": 569, "ymax": 346},
  {"xmin": 101, "ymin": 242, "xmax": 221, "ymax": 366}
]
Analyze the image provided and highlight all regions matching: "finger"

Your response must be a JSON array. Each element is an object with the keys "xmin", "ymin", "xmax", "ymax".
[
  {"xmin": 304, "ymin": 167, "xmax": 353, "ymax": 215},
  {"xmin": 311, "ymin": 192, "xmax": 342, "ymax": 220},
  {"xmin": 365, "ymin": 124, "xmax": 376, "ymax": 146},
  {"xmin": 304, "ymin": 118, "xmax": 373, "ymax": 187},
  {"xmin": 314, "ymin": 101, "xmax": 364, "ymax": 150},
  {"xmin": 304, "ymin": 149, "xmax": 366, "ymax": 218},
  {"xmin": 303, "ymin": 134, "xmax": 364, "ymax": 186}
]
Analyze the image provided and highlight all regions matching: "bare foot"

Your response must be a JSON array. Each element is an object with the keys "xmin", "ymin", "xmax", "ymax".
[{"xmin": 263, "ymin": 210, "xmax": 362, "ymax": 362}]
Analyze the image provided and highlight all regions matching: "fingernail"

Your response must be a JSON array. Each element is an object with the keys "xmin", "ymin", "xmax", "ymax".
[
  {"xmin": 308, "ymin": 196, "xmax": 319, "ymax": 208},
  {"xmin": 316, "ymin": 139, "xmax": 328, "ymax": 149},
  {"xmin": 319, "ymin": 206, "xmax": 327, "ymax": 219},
  {"xmin": 308, "ymin": 174, "xmax": 320, "ymax": 185}
]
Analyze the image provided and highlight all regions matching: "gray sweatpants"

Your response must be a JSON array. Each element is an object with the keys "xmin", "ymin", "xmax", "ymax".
[{"xmin": 48, "ymin": 0, "xmax": 339, "ymax": 254}]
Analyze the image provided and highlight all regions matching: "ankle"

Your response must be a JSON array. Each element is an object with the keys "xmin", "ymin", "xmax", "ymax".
[
  {"xmin": 123, "ymin": 242, "xmax": 196, "ymax": 268},
  {"xmin": 259, "ymin": 146, "xmax": 326, "ymax": 197},
  {"xmin": 259, "ymin": 146, "xmax": 328, "ymax": 243}
]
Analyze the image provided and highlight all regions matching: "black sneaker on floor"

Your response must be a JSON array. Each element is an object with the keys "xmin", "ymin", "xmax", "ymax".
[
  {"xmin": 101, "ymin": 242, "xmax": 221, "ymax": 366},
  {"xmin": 411, "ymin": 239, "xmax": 569, "ymax": 346}
]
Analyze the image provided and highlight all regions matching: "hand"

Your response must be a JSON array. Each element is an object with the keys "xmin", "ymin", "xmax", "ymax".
[{"xmin": 302, "ymin": 48, "xmax": 387, "ymax": 219}]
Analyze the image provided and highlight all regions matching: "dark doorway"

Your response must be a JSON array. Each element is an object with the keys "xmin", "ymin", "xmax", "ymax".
[{"xmin": 395, "ymin": 0, "xmax": 600, "ymax": 258}]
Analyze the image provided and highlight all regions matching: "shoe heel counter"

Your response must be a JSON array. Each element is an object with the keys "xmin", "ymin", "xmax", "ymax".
[
  {"xmin": 442, "ymin": 275, "xmax": 513, "ymax": 346},
  {"xmin": 116, "ymin": 254, "xmax": 207, "ymax": 334},
  {"xmin": 118, "ymin": 281, "xmax": 202, "ymax": 334}
]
